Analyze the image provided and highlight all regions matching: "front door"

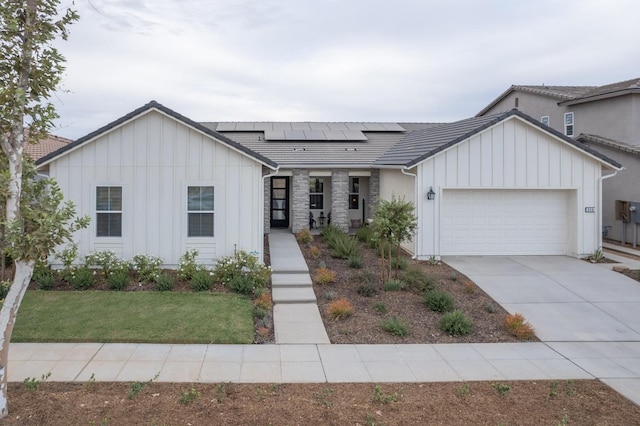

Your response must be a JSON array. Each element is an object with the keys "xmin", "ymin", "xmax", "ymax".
[{"xmin": 270, "ymin": 177, "xmax": 290, "ymax": 228}]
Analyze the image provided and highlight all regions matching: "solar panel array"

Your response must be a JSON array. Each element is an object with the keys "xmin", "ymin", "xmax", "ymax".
[{"xmin": 215, "ymin": 122, "xmax": 405, "ymax": 142}]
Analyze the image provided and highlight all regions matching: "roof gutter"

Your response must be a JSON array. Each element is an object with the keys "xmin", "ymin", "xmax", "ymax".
[
  {"xmin": 401, "ymin": 166, "xmax": 418, "ymax": 259},
  {"xmin": 597, "ymin": 169, "xmax": 621, "ymax": 249}
]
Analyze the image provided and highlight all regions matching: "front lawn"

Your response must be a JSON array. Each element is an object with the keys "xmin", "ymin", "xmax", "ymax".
[{"xmin": 12, "ymin": 291, "xmax": 254, "ymax": 344}]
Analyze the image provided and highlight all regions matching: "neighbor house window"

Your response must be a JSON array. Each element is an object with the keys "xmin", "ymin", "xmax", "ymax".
[
  {"xmin": 541, "ymin": 116, "xmax": 549, "ymax": 126},
  {"xmin": 96, "ymin": 186, "xmax": 122, "ymax": 237},
  {"xmin": 349, "ymin": 177, "xmax": 359, "ymax": 209},
  {"xmin": 187, "ymin": 186, "xmax": 214, "ymax": 237},
  {"xmin": 564, "ymin": 112, "xmax": 574, "ymax": 136},
  {"xmin": 309, "ymin": 177, "xmax": 324, "ymax": 209}
]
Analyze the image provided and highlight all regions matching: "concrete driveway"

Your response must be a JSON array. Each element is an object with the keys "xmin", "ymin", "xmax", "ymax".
[{"xmin": 443, "ymin": 256, "xmax": 640, "ymax": 342}]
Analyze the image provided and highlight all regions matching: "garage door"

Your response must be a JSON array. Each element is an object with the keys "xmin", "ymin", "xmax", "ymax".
[{"xmin": 441, "ymin": 189, "xmax": 569, "ymax": 255}]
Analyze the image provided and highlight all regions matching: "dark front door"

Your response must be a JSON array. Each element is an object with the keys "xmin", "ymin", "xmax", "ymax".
[{"xmin": 270, "ymin": 177, "xmax": 290, "ymax": 228}]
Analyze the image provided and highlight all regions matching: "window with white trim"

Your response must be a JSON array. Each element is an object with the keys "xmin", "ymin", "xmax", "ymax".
[
  {"xmin": 187, "ymin": 186, "xmax": 214, "ymax": 237},
  {"xmin": 564, "ymin": 112, "xmax": 574, "ymax": 136},
  {"xmin": 96, "ymin": 186, "xmax": 122, "ymax": 237},
  {"xmin": 349, "ymin": 177, "xmax": 359, "ymax": 209},
  {"xmin": 309, "ymin": 177, "xmax": 324, "ymax": 209},
  {"xmin": 541, "ymin": 116, "xmax": 549, "ymax": 126}
]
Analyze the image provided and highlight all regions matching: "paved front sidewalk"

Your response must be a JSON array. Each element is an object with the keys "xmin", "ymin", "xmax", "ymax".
[{"xmin": 9, "ymin": 342, "xmax": 597, "ymax": 384}]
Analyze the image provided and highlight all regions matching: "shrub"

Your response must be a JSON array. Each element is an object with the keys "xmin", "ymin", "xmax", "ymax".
[
  {"xmin": 374, "ymin": 302, "xmax": 387, "ymax": 313},
  {"xmin": 33, "ymin": 265, "xmax": 55, "ymax": 290},
  {"xmin": 484, "ymin": 302, "xmax": 497, "ymax": 313},
  {"xmin": 355, "ymin": 225, "xmax": 373, "ymax": 243},
  {"xmin": 464, "ymin": 282, "xmax": 476, "ymax": 294},
  {"xmin": 381, "ymin": 316, "xmax": 408, "ymax": 336},
  {"xmin": 55, "ymin": 243, "xmax": 78, "ymax": 283},
  {"xmin": 309, "ymin": 245, "xmax": 321, "ymax": 258},
  {"xmin": 84, "ymin": 250, "xmax": 129, "ymax": 277},
  {"xmin": 351, "ymin": 270, "xmax": 376, "ymax": 285},
  {"xmin": 424, "ymin": 289, "xmax": 454, "ymax": 312},
  {"xmin": 401, "ymin": 266, "xmax": 436, "ymax": 293},
  {"xmin": 357, "ymin": 284, "xmax": 377, "ymax": 297},
  {"xmin": 440, "ymin": 310, "xmax": 472, "ymax": 336},
  {"xmin": 296, "ymin": 229, "xmax": 313, "ymax": 244},
  {"xmin": 327, "ymin": 298, "xmax": 353, "ymax": 320},
  {"xmin": 254, "ymin": 306, "xmax": 268, "ymax": 319},
  {"xmin": 324, "ymin": 291, "xmax": 336, "ymax": 301},
  {"xmin": 384, "ymin": 279, "xmax": 406, "ymax": 291},
  {"xmin": 178, "ymin": 249, "xmax": 206, "ymax": 281},
  {"xmin": 391, "ymin": 256, "xmax": 408, "ymax": 271},
  {"xmin": 107, "ymin": 269, "xmax": 130, "ymax": 290},
  {"xmin": 190, "ymin": 270, "xmax": 213, "ymax": 291},
  {"xmin": 213, "ymin": 250, "xmax": 271, "ymax": 294},
  {"xmin": 314, "ymin": 267, "xmax": 336, "ymax": 285},
  {"xmin": 132, "ymin": 254, "xmax": 163, "ymax": 283},
  {"xmin": 70, "ymin": 267, "xmax": 95, "ymax": 290},
  {"xmin": 504, "ymin": 313, "xmax": 536, "ymax": 340},
  {"xmin": 154, "ymin": 273, "xmax": 175, "ymax": 291},
  {"xmin": 0, "ymin": 280, "xmax": 11, "ymax": 300},
  {"xmin": 329, "ymin": 235, "xmax": 360, "ymax": 260},
  {"xmin": 255, "ymin": 292, "xmax": 272, "ymax": 310},
  {"xmin": 348, "ymin": 255, "xmax": 362, "ymax": 269}
]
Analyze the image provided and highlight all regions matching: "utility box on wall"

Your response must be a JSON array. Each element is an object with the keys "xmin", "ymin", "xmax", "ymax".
[{"xmin": 631, "ymin": 202, "xmax": 640, "ymax": 224}]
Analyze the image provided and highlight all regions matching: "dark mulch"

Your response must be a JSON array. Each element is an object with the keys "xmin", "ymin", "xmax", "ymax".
[{"xmin": 298, "ymin": 232, "xmax": 530, "ymax": 344}]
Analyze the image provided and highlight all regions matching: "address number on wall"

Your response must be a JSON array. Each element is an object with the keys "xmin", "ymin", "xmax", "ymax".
[{"xmin": 585, "ymin": 207, "xmax": 595, "ymax": 213}]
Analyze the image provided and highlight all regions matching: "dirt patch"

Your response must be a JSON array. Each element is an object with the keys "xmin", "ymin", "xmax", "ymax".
[
  {"xmin": 299, "ymin": 235, "xmax": 529, "ymax": 344},
  {"xmin": 4, "ymin": 380, "xmax": 639, "ymax": 425}
]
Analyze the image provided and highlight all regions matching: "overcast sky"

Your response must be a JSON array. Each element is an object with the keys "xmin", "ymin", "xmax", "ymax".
[{"xmin": 51, "ymin": 0, "xmax": 640, "ymax": 140}]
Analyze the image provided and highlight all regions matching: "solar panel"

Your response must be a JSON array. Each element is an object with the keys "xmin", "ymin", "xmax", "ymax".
[
  {"xmin": 215, "ymin": 122, "xmax": 237, "ymax": 131},
  {"xmin": 234, "ymin": 122, "xmax": 255, "ymax": 131},
  {"xmin": 303, "ymin": 130, "xmax": 327, "ymax": 140},
  {"xmin": 290, "ymin": 122, "xmax": 311, "ymax": 131}
]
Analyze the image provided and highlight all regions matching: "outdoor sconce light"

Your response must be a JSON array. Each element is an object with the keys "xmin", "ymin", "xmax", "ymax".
[{"xmin": 426, "ymin": 186, "xmax": 436, "ymax": 200}]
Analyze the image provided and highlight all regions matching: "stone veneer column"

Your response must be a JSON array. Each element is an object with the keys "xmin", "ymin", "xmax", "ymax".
[
  {"xmin": 291, "ymin": 169, "xmax": 310, "ymax": 233},
  {"xmin": 368, "ymin": 169, "xmax": 380, "ymax": 220},
  {"xmin": 331, "ymin": 170, "xmax": 349, "ymax": 232},
  {"xmin": 263, "ymin": 176, "xmax": 271, "ymax": 233}
]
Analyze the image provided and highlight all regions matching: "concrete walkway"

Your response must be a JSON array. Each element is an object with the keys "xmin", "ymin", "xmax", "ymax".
[{"xmin": 268, "ymin": 232, "xmax": 330, "ymax": 344}]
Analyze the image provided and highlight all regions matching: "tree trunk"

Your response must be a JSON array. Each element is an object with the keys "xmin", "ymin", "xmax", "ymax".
[{"xmin": 0, "ymin": 259, "xmax": 35, "ymax": 418}]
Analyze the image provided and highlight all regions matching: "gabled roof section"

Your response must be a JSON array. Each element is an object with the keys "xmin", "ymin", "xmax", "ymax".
[
  {"xmin": 376, "ymin": 109, "xmax": 622, "ymax": 170},
  {"xmin": 560, "ymin": 77, "xmax": 640, "ymax": 106},
  {"xmin": 36, "ymin": 101, "xmax": 278, "ymax": 169},
  {"xmin": 476, "ymin": 85, "xmax": 594, "ymax": 116},
  {"xmin": 577, "ymin": 133, "xmax": 640, "ymax": 158},
  {"xmin": 24, "ymin": 133, "xmax": 72, "ymax": 161}
]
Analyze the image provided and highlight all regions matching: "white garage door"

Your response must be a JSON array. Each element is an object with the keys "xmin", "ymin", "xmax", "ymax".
[{"xmin": 441, "ymin": 189, "xmax": 569, "ymax": 255}]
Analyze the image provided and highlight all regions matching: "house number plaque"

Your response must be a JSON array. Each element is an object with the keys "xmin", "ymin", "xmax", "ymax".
[{"xmin": 585, "ymin": 207, "xmax": 595, "ymax": 213}]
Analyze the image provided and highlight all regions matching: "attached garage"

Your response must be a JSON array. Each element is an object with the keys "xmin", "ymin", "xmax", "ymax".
[
  {"xmin": 440, "ymin": 189, "xmax": 571, "ymax": 255},
  {"xmin": 375, "ymin": 110, "xmax": 623, "ymax": 259}
]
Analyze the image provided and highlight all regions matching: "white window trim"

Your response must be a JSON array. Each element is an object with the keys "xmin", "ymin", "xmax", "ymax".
[
  {"xmin": 186, "ymin": 184, "xmax": 215, "ymax": 238},
  {"xmin": 564, "ymin": 112, "xmax": 574, "ymax": 136},
  {"xmin": 349, "ymin": 177, "xmax": 360, "ymax": 210},
  {"xmin": 95, "ymin": 185, "xmax": 123, "ymax": 239},
  {"xmin": 309, "ymin": 177, "xmax": 324, "ymax": 210}
]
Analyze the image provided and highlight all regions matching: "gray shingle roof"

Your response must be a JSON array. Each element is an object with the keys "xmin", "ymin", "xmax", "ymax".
[
  {"xmin": 200, "ymin": 122, "xmax": 440, "ymax": 167},
  {"xmin": 560, "ymin": 77, "xmax": 640, "ymax": 105},
  {"xmin": 577, "ymin": 133, "xmax": 640, "ymax": 157},
  {"xmin": 375, "ymin": 110, "xmax": 622, "ymax": 169}
]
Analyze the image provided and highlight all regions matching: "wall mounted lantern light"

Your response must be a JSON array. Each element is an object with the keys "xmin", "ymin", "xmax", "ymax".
[{"xmin": 426, "ymin": 186, "xmax": 436, "ymax": 201}]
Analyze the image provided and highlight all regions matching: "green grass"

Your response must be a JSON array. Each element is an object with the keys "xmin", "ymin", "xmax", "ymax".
[{"xmin": 12, "ymin": 291, "xmax": 254, "ymax": 344}]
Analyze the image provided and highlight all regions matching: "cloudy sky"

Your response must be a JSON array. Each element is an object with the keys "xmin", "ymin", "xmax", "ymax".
[{"xmin": 51, "ymin": 0, "xmax": 640, "ymax": 140}]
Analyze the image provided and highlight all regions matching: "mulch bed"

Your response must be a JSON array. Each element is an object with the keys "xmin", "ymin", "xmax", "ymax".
[{"xmin": 298, "ymin": 233, "xmax": 530, "ymax": 344}]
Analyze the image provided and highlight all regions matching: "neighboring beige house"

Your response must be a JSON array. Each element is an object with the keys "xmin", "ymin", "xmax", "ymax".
[
  {"xmin": 477, "ymin": 78, "xmax": 640, "ymax": 244},
  {"xmin": 36, "ymin": 101, "xmax": 621, "ymax": 264}
]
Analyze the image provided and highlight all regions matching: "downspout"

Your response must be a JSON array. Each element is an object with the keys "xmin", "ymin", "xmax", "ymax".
[
  {"xmin": 401, "ymin": 167, "xmax": 418, "ymax": 259},
  {"xmin": 260, "ymin": 167, "xmax": 280, "ymax": 263},
  {"xmin": 598, "ymin": 170, "xmax": 619, "ymax": 250}
]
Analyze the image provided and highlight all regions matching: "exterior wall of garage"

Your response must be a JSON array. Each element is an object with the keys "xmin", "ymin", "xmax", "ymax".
[{"xmin": 414, "ymin": 116, "xmax": 604, "ymax": 258}]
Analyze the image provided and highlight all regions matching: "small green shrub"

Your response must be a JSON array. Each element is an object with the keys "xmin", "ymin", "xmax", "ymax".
[
  {"xmin": 373, "ymin": 384, "xmax": 400, "ymax": 404},
  {"xmin": 384, "ymin": 279, "xmax": 406, "ymax": 291},
  {"xmin": 352, "ymin": 270, "xmax": 376, "ymax": 284},
  {"xmin": 325, "ymin": 291, "xmax": 336, "ymax": 301},
  {"xmin": 356, "ymin": 225, "xmax": 373, "ymax": 243},
  {"xmin": 424, "ymin": 289, "xmax": 454, "ymax": 312},
  {"xmin": 179, "ymin": 386, "xmax": 201, "ymax": 404},
  {"xmin": 0, "ymin": 280, "xmax": 10, "ymax": 299},
  {"xmin": 154, "ymin": 273, "xmax": 175, "ymax": 291},
  {"xmin": 84, "ymin": 250, "xmax": 129, "ymax": 278},
  {"xmin": 190, "ymin": 270, "xmax": 213, "ymax": 291},
  {"xmin": 132, "ymin": 254, "xmax": 163, "ymax": 283},
  {"xmin": 374, "ymin": 302, "xmax": 387, "ymax": 313},
  {"xmin": 440, "ymin": 310, "xmax": 472, "ymax": 336},
  {"xmin": 228, "ymin": 274, "xmax": 255, "ymax": 295},
  {"xmin": 381, "ymin": 316, "xmax": 408, "ymax": 336},
  {"xmin": 484, "ymin": 302, "xmax": 497, "ymax": 313},
  {"xmin": 107, "ymin": 269, "xmax": 130, "ymax": 290},
  {"xmin": 254, "ymin": 306, "xmax": 268, "ymax": 319},
  {"xmin": 391, "ymin": 256, "xmax": 408, "ymax": 271},
  {"xmin": 55, "ymin": 243, "xmax": 78, "ymax": 282},
  {"xmin": 23, "ymin": 372, "xmax": 51, "ymax": 392},
  {"xmin": 357, "ymin": 284, "xmax": 377, "ymax": 297},
  {"xmin": 70, "ymin": 267, "xmax": 95, "ymax": 290},
  {"xmin": 492, "ymin": 382, "xmax": 511, "ymax": 397},
  {"xmin": 177, "ymin": 249, "xmax": 206, "ymax": 281},
  {"xmin": 213, "ymin": 250, "xmax": 271, "ymax": 293},
  {"xmin": 348, "ymin": 255, "xmax": 363, "ymax": 269},
  {"xmin": 401, "ymin": 266, "xmax": 436, "ymax": 293},
  {"xmin": 329, "ymin": 235, "xmax": 360, "ymax": 260},
  {"xmin": 33, "ymin": 265, "xmax": 55, "ymax": 290}
]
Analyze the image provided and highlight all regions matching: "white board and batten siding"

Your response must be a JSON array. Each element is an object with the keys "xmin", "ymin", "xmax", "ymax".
[
  {"xmin": 414, "ymin": 117, "xmax": 602, "ymax": 258},
  {"xmin": 47, "ymin": 110, "xmax": 265, "ymax": 267}
]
